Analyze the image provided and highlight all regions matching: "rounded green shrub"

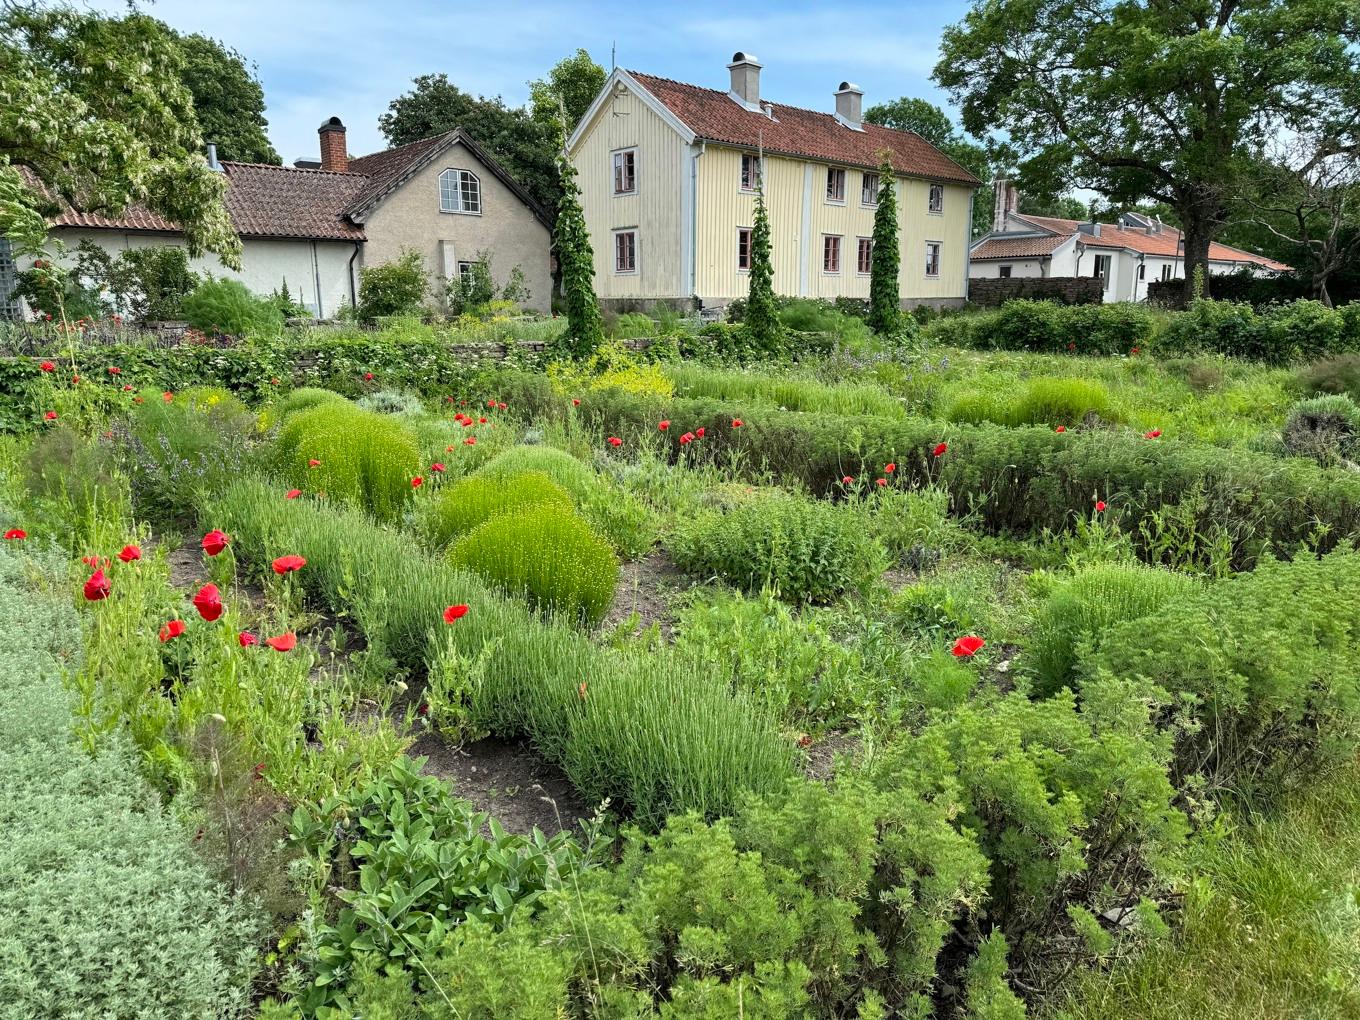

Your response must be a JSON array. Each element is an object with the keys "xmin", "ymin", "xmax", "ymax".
[
  {"xmin": 420, "ymin": 471, "xmax": 574, "ymax": 548},
  {"xmin": 449, "ymin": 505, "xmax": 619, "ymax": 626},
  {"xmin": 272, "ymin": 386, "xmax": 348, "ymax": 420},
  {"xmin": 1028, "ymin": 562, "xmax": 1198, "ymax": 694},
  {"xmin": 473, "ymin": 446, "xmax": 598, "ymax": 502},
  {"xmin": 1297, "ymin": 354, "xmax": 1360, "ymax": 401},
  {"xmin": 276, "ymin": 401, "xmax": 420, "ymax": 520},
  {"xmin": 1010, "ymin": 377, "xmax": 1119, "ymax": 427},
  {"xmin": 182, "ymin": 278, "xmax": 284, "ymax": 336},
  {"xmin": 945, "ymin": 391, "xmax": 1011, "ymax": 425},
  {"xmin": 669, "ymin": 491, "xmax": 887, "ymax": 604},
  {"xmin": 1282, "ymin": 393, "xmax": 1360, "ymax": 465}
]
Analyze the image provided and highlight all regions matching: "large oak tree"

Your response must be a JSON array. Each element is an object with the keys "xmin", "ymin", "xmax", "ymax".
[{"xmin": 935, "ymin": 0, "xmax": 1360, "ymax": 300}]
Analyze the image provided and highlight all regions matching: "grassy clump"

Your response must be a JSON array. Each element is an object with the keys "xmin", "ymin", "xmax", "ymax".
[
  {"xmin": 275, "ymin": 399, "xmax": 420, "ymax": 520},
  {"xmin": 1028, "ymin": 562, "xmax": 1198, "ymax": 695},
  {"xmin": 1281, "ymin": 393, "xmax": 1360, "ymax": 464},
  {"xmin": 472, "ymin": 445, "xmax": 598, "ymax": 502},
  {"xmin": 669, "ymin": 490, "xmax": 887, "ymax": 604},
  {"xmin": 450, "ymin": 504, "xmax": 619, "ymax": 626},
  {"xmin": 419, "ymin": 470, "xmax": 574, "ymax": 548},
  {"xmin": 947, "ymin": 377, "xmax": 1119, "ymax": 427},
  {"xmin": 0, "ymin": 545, "xmax": 258, "ymax": 1018},
  {"xmin": 666, "ymin": 361, "xmax": 907, "ymax": 418}
]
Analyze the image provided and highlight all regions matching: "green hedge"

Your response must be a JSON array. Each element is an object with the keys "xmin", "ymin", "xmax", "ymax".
[{"xmin": 574, "ymin": 389, "xmax": 1360, "ymax": 569}]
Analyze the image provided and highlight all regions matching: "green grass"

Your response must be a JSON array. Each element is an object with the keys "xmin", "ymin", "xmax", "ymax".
[
  {"xmin": 666, "ymin": 361, "xmax": 909, "ymax": 418},
  {"xmin": 1048, "ymin": 763, "xmax": 1360, "ymax": 1020}
]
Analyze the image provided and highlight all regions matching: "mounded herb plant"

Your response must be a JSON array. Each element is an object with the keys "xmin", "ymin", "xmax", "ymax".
[{"xmin": 419, "ymin": 469, "xmax": 574, "ymax": 548}]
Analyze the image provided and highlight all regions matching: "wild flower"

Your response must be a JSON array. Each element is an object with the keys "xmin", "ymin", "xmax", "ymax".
[
  {"xmin": 265, "ymin": 633, "xmax": 296, "ymax": 652},
  {"xmin": 285, "ymin": 489, "xmax": 302, "ymax": 499},
  {"xmin": 932, "ymin": 442, "xmax": 948, "ymax": 457},
  {"xmin": 238, "ymin": 631, "xmax": 259, "ymax": 647},
  {"xmin": 201, "ymin": 530, "xmax": 230, "ymax": 556},
  {"xmin": 192, "ymin": 584, "xmax": 223, "ymax": 622},
  {"xmin": 159, "ymin": 619, "xmax": 186, "ymax": 642},
  {"xmin": 443, "ymin": 604, "xmax": 469, "ymax": 623},
  {"xmin": 117, "ymin": 544, "xmax": 141, "ymax": 562},
  {"xmin": 272, "ymin": 555, "xmax": 306, "ymax": 575},
  {"xmin": 83, "ymin": 569, "xmax": 110, "ymax": 601},
  {"xmin": 951, "ymin": 635, "xmax": 985, "ymax": 657},
  {"xmin": 4, "ymin": 529, "xmax": 26, "ymax": 540}
]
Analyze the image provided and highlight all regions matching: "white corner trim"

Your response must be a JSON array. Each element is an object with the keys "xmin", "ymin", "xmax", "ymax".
[
  {"xmin": 799, "ymin": 164, "xmax": 813, "ymax": 296},
  {"xmin": 567, "ymin": 68, "xmax": 696, "ymax": 154}
]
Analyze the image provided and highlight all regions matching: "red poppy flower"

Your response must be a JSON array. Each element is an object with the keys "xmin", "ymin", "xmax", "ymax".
[
  {"xmin": 107, "ymin": 366, "xmax": 121, "ymax": 375},
  {"xmin": 478, "ymin": 416, "xmax": 487, "ymax": 424},
  {"xmin": 39, "ymin": 361, "xmax": 54, "ymax": 373},
  {"xmin": 411, "ymin": 476, "xmax": 424, "ymax": 488},
  {"xmin": 162, "ymin": 392, "xmax": 174, "ymax": 402},
  {"xmin": 876, "ymin": 478, "xmax": 887, "ymax": 487},
  {"xmin": 159, "ymin": 619, "xmax": 186, "ymax": 643},
  {"xmin": 285, "ymin": 489, "xmax": 302, "ymax": 500},
  {"xmin": 192, "ymin": 583, "xmax": 224, "ymax": 622},
  {"xmin": 122, "ymin": 384, "xmax": 133, "ymax": 392},
  {"xmin": 679, "ymin": 432, "xmax": 694, "ymax": 445},
  {"xmin": 81, "ymin": 555, "xmax": 100, "ymax": 567},
  {"xmin": 443, "ymin": 603, "xmax": 469, "ymax": 624},
  {"xmin": 1055, "ymin": 425, "xmax": 1067, "ymax": 433},
  {"xmin": 1144, "ymin": 429, "xmax": 1162, "ymax": 439},
  {"xmin": 695, "ymin": 427, "xmax": 705, "ymax": 438},
  {"xmin": 487, "ymin": 399, "xmax": 496, "ymax": 408},
  {"xmin": 83, "ymin": 569, "xmax": 110, "ymax": 601},
  {"xmin": 797, "ymin": 733, "xmax": 813, "ymax": 748},
  {"xmin": 201, "ymin": 529, "xmax": 230, "ymax": 556},
  {"xmin": 658, "ymin": 420, "xmax": 670, "ymax": 431},
  {"xmin": 842, "ymin": 476, "xmax": 853, "ymax": 485},
  {"xmin": 1131, "ymin": 346, "xmax": 1140, "ymax": 355},
  {"xmin": 446, "ymin": 445, "xmax": 455, "ymax": 452},
  {"xmin": 308, "ymin": 458, "xmax": 321, "ymax": 467},
  {"xmin": 4, "ymin": 528, "xmax": 26, "ymax": 540},
  {"xmin": 418, "ymin": 702, "xmax": 430, "ymax": 716},
  {"xmin": 43, "ymin": 410, "xmax": 57, "ymax": 421},
  {"xmin": 731, "ymin": 419, "xmax": 743, "ymax": 428},
  {"xmin": 462, "ymin": 418, "xmax": 474, "ymax": 427},
  {"xmin": 497, "ymin": 402, "xmax": 507, "ymax": 410},
  {"xmin": 885, "ymin": 462, "xmax": 896, "ymax": 473},
  {"xmin": 932, "ymin": 442, "xmax": 948, "ymax": 457},
  {"xmin": 238, "ymin": 630, "xmax": 259, "ymax": 647},
  {"xmin": 272, "ymin": 555, "xmax": 306, "ymax": 575},
  {"xmin": 71, "ymin": 375, "xmax": 79, "ymax": 384},
  {"xmin": 1067, "ymin": 342, "xmax": 1076, "ymax": 351},
  {"xmin": 431, "ymin": 462, "xmax": 446, "ymax": 472},
  {"xmin": 1094, "ymin": 500, "xmax": 1107, "ymax": 512},
  {"xmin": 117, "ymin": 544, "xmax": 141, "ymax": 563},
  {"xmin": 363, "ymin": 372, "xmax": 375, "ymax": 381},
  {"xmin": 951, "ymin": 635, "xmax": 986, "ymax": 657},
  {"xmin": 572, "ymin": 398, "xmax": 581, "ymax": 406},
  {"xmin": 265, "ymin": 632, "xmax": 296, "ymax": 652},
  {"xmin": 607, "ymin": 436, "xmax": 623, "ymax": 447},
  {"xmin": 464, "ymin": 437, "xmax": 476, "ymax": 446}
]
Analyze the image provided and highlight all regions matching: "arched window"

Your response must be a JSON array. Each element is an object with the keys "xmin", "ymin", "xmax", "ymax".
[{"xmin": 439, "ymin": 168, "xmax": 481, "ymax": 214}]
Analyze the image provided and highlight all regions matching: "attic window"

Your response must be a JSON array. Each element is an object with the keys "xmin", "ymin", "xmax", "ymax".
[
  {"xmin": 928, "ymin": 183, "xmax": 944, "ymax": 214},
  {"xmin": 439, "ymin": 168, "xmax": 481, "ymax": 214}
]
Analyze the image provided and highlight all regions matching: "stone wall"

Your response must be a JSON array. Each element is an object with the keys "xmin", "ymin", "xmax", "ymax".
[{"xmin": 968, "ymin": 276, "xmax": 1104, "ymax": 307}]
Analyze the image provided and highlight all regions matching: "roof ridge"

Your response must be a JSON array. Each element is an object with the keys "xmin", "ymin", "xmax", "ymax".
[
  {"xmin": 222, "ymin": 160, "xmax": 368, "ymax": 177},
  {"xmin": 350, "ymin": 129, "xmax": 457, "ymax": 165}
]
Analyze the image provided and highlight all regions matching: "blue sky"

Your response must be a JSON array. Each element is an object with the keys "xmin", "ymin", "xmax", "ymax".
[{"xmin": 117, "ymin": 0, "xmax": 973, "ymax": 162}]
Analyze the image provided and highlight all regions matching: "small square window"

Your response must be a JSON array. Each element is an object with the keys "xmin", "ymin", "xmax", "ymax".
[
  {"xmin": 826, "ymin": 167, "xmax": 846, "ymax": 203},
  {"xmin": 737, "ymin": 227, "xmax": 753, "ymax": 271},
  {"xmin": 928, "ymin": 183, "xmax": 944, "ymax": 214},
  {"xmin": 856, "ymin": 237, "xmax": 872, "ymax": 275},
  {"xmin": 614, "ymin": 230, "xmax": 637, "ymax": 274},
  {"xmin": 457, "ymin": 261, "xmax": 475, "ymax": 283},
  {"xmin": 740, "ymin": 153, "xmax": 762, "ymax": 191},
  {"xmin": 998, "ymin": 265, "xmax": 1012, "ymax": 279},
  {"xmin": 823, "ymin": 235, "xmax": 842, "ymax": 274},
  {"xmin": 861, "ymin": 172, "xmax": 879, "ymax": 206},
  {"xmin": 613, "ymin": 148, "xmax": 637, "ymax": 195},
  {"xmin": 925, "ymin": 242, "xmax": 941, "ymax": 278}
]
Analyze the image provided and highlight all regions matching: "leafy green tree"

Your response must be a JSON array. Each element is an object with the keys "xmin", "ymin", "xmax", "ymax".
[
  {"xmin": 529, "ymin": 49, "xmax": 607, "ymax": 133},
  {"xmin": 379, "ymin": 74, "xmax": 559, "ymax": 215},
  {"xmin": 936, "ymin": 0, "xmax": 1360, "ymax": 301},
  {"xmin": 554, "ymin": 151, "xmax": 603, "ymax": 358},
  {"xmin": 0, "ymin": 4, "xmax": 238, "ymax": 263},
  {"xmin": 864, "ymin": 97, "xmax": 995, "ymax": 237},
  {"xmin": 744, "ymin": 180, "xmax": 782, "ymax": 353},
  {"xmin": 867, "ymin": 155, "xmax": 900, "ymax": 335},
  {"xmin": 168, "ymin": 30, "xmax": 279, "ymax": 165}
]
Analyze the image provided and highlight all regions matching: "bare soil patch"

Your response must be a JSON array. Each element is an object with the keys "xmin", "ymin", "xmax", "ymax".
[{"xmin": 598, "ymin": 549, "xmax": 689, "ymax": 639}]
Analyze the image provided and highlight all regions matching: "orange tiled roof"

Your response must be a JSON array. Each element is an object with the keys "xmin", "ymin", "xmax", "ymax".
[
  {"xmin": 628, "ymin": 71, "xmax": 981, "ymax": 187},
  {"xmin": 971, "ymin": 233, "xmax": 1069, "ymax": 260},
  {"xmin": 1011, "ymin": 214, "xmax": 1291, "ymax": 271}
]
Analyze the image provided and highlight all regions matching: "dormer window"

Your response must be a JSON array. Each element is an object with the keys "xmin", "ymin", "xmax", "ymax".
[
  {"xmin": 439, "ymin": 168, "xmax": 481, "ymax": 214},
  {"xmin": 740, "ymin": 153, "xmax": 762, "ymax": 192}
]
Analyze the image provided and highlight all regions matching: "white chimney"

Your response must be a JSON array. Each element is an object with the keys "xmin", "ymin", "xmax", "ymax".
[
  {"xmin": 727, "ymin": 51, "xmax": 762, "ymax": 112},
  {"xmin": 834, "ymin": 82, "xmax": 864, "ymax": 131},
  {"xmin": 206, "ymin": 142, "xmax": 223, "ymax": 172},
  {"xmin": 991, "ymin": 177, "xmax": 1018, "ymax": 233}
]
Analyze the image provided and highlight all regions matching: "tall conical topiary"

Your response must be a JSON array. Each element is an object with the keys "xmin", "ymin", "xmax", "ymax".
[
  {"xmin": 867, "ymin": 154, "xmax": 900, "ymax": 336},
  {"xmin": 555, "ymin": 149, "xmax": 604, "ymax": 358},
  {"xmin": 744, "ymin": 179, "xmax": 783, "ymax": 354}
]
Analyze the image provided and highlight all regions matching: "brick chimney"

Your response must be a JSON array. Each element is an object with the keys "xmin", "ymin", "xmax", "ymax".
[
  {"xmin": 727, "ymin": 52, "xmax": 762, "ymax": 111},
  {"xmin": 834, "ymin": 82, "xmax": 864, "ymax": 131},
  {"xmin": 318, "ymin": 116, "xmax": 348, "ymax": 172}
]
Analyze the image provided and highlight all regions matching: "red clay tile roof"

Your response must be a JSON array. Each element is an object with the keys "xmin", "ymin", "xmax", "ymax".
[
  {"xmin": 1011, "ymin": 214, "xmax": 1291, "ymax": 271},
  {"xmin": 971, "ymin": 233, "xmax": 1069, "ymax": 260},
  {"xmin": 346, "ymin": 133, "xmax": 451, "ymax": 215},
  {"xmin": 48, "ymin": 162, "xmax": 367, "ymax": 241},
  {"xmin": 627, "ymin": 71, "xmax": 981, "ymax": 187}
]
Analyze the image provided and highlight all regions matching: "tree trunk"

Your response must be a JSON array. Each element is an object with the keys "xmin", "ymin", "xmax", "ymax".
[
  {"xmin": 1315, "ymin": 273, "xmax": 1333, "ymax": 308},
  {"xmin": 1179, "ymin": 216, "xmax": 1214, "ymax": 304}
]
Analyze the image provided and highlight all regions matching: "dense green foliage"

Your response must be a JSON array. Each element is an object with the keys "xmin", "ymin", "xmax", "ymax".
[
  {"xmin": 745, "ymin": 182, "xmax": 784, "ymax": 353},
  {"xmin": 420, "ymin": 470, "xmax": 574, "ymax": 547},
  {"xmin": 182, "ymin": 278, "xmax": 284, "ymax": 336},
  {"xmin": 167, "ymin": 28, "xmax": 279, "ymax": 164},
  {"xmin": 867, "ymin": 155, "xmax": 900, "ymax": 334},
  {"xmin": 554, "ymin": 154, "xmax": 605, "ymax": 358},
  {"xmin": 357, "ymin": 249, "xmax": 428, "ymax": 321}
]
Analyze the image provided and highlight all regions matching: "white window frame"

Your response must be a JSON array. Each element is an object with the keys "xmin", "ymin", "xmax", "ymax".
[
  {"xmin": 823, "ymin": 234, "xmax": 842, "ymax": 275},
  {"xmin": 612, "ymin": 147, "xmax": 637, "ymax": 196},
  {"xmin": 925, "ymin": 241, "xmax": 942, "ymax": 278},
  {"xmin": 998, "ymin": 264, "xmax": 1013, "ymax": 279},
  {"xmin": 928, "ymin": 183, "xmax": 944, "ymax": 215},
  {"xmin": 439, "ymin": 168, "xmax": 481, "ymax": 215},
  {"xmin": 740, "ymin": 153, "xmax": 762, "ymax": 192},
  {"xmin": 613, "ymin": 228, "xmax": 638, "ymax": 275},
  {"xmin": 737, "ymin": 226, "xmax": 753, "ymax": 273},
  {"xmin": 855, "ymin": 236, "xmax": 873, "ymax": 276},
  {"xmin": 826, "ymin": 167, "xmax": 846, "ymax": 205},
  {"xmin": 861, "ymin": 172, "xmax": 880, "ymax": 207}
]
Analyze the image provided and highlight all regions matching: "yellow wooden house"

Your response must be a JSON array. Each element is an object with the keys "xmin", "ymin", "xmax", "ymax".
[{"xmin": 567, "ymin": 52, "xmax": 980, "ymax": 312}]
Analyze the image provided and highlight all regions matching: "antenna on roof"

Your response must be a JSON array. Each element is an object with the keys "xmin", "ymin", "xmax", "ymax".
[{"xmin": 611, "ymin": 41, "xmax": 616, "ymax": 72}]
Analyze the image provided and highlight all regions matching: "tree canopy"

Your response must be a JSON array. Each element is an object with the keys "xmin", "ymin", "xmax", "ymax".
[
  {"xmin": 168, "ymin": 29, "xmax": 279, "ymax": 165},
  {"xmin": 0, "ymin": 3, "xmax": 238, "ymax": 263},
  {"xmin": 936, "ymin": 0, "xmax": 1360, "ymax": 299},
  {"xmin": 379, "ymin": 73, "xmax": 559, "ymax": 216},
  {"xmin": 529, "ymin": 49, "xmax": 607, "ymax": 133}
]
